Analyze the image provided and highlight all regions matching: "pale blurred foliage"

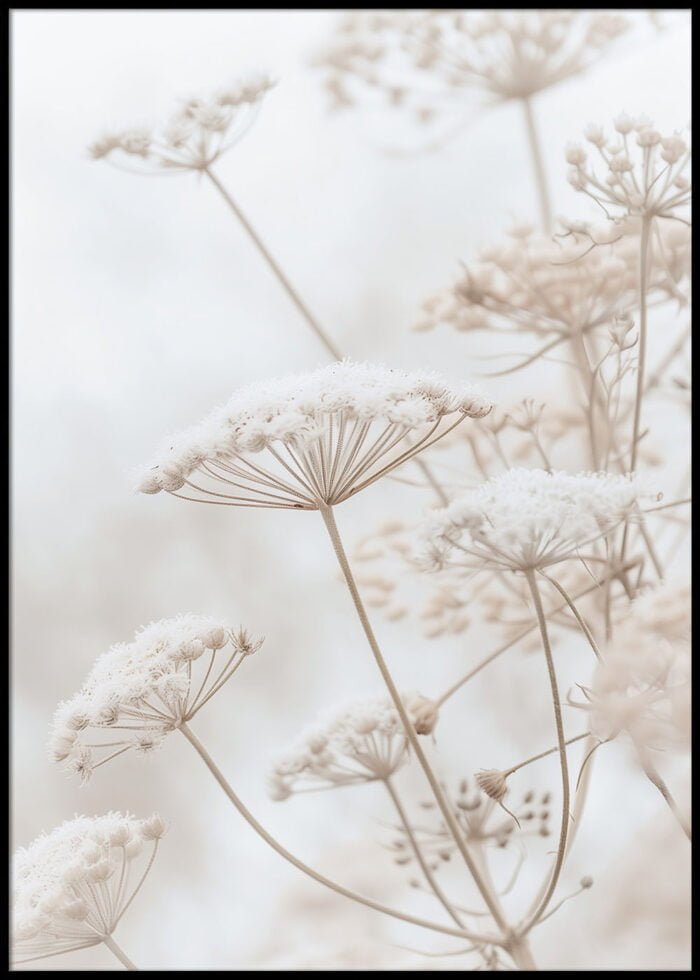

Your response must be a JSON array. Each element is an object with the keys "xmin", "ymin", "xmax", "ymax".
[{"xmin": 11, "ymin": 9, "xmax": 690, "ymax": 971}]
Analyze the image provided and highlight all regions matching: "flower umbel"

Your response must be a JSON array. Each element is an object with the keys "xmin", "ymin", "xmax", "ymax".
[
  {"xmin": 137, "ymin": 360, "xmax": 491, "ymax": 509},
  {"xmin": 50, "ymin": 615, "xmax": 262, "ymax": 779},
  {"xmin": 420, "ymin": 468, "xmax": 641, "ymax": 574},
  {"xmin": 12, "ymin": 812, "xmax": 165, "ymax": 966}
]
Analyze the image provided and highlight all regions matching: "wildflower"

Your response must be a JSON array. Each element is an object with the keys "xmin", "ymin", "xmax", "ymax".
[
  {"xmin": 269, "ymin": 693, "xmax": 438, "ymax": 798},
  {"xmin": 137, "ymin": 360, "xmax": 491, "ymax": 508},
  {"xmin": 50, "ymin": 615, "xmax": 262, "ymax": 778},
  {"xmin": 89, "ymin": 74, "xmax": 275, "ymax": 173},
  {"xmin": 475, "ymin": 769, "xmax": 508, "ymax": 802},
  {"xmin": 419, "ymin": 468, "xmax": 641, "ymax": 574},
  {"xmin": 567, "ymin": 117, "xmax": 691, "ymax": 220},
  {"xmin": 12, "ymin": 812, "xmax": 163, "ymax": 966}
]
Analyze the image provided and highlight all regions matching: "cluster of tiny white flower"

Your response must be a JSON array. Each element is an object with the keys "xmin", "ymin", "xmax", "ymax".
[
  {"xmin": 89, "ymin": 74, "xmax": 275, "ymax": 173},
  {"xmin": 269, "ymin": 693, "xmax": 439, "ymax": 799},
  {"xmin": 13, "ymin": 812, "xmax": 166, "ymax": 964},
  {"xmin": 137, "ymin": 360, "xmax": 491, "ymax": 508},
  {"xmin": 317, "ymin": 11, "xmax": 628, "ymax": 119},
  {"xmin": 50, "ymin": 615, "xmax": 262, "ymax": 781},
  {"xmin": 419, "ymin": 468, "xmax": 641, "ymax": 574},
  {"xmin": 567, "ymin": 116, "xmax": 690, "ymax": 220}
]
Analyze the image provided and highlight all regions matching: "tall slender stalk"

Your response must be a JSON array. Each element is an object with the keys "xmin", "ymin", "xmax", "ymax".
[
  {"xmin": 635, "ymin": 743, "xmax": 691, "ymax": 841},
  {"xmin": 203, "ymin": 167, "xmax": 344, "ymax": 360},
  {"xmin": 520, "ymin": 570, "xmax": 570, "ymax": 933},
  {"xmin": 521, "ymin": 96, "xmax": 552, "ymax": 234},
  {"xmin": 177, "ymin": 722, "xmax": 490, "ymax": 944},
  {"xmin": 102, "ymin": 935, "xmax": 137, "ymax": 971}
]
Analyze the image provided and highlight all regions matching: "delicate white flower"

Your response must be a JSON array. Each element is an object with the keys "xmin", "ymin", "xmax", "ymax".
[
  {"xmin": 269, "ymin": 693, "xmax": 439, "ymax": 797},
  {"xmin": 12, "ymin": 812, "xmax": 164, "ymax": 966},
  {"xmin": 50, "ymin": 616, "xmax": 262, "ymax": 778},
  {"xmin": 419, "ymin": 468, "xmax": 641, "ymax": 574},
  {"xmin": 137, "ymin": 360, "xmax": 491, "ymax": 508},
  {"xmin": 89, "ymin": 74, "xmax": 275, "ymax": 173}
]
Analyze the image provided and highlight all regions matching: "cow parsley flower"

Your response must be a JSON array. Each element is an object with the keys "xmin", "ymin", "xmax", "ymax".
[
  {"xmin": 567, "ymin": 117, "xmax": 691, "ymax": 221},
  {"xmin": 420, "ymin": 468, "xmax": 640, "ymax": 574},
  {"xmin": 137, "ymin": 360, "xmax": 491, "ymax": 509},
  {"xmin": 12, "ymin": 812, "xmax": 165, "ymax": 967},
  {"xmin": 316, "ymin": 11, "xmax": 627, "ymax": 121},
  {"xmin": 268, "ymin": 693, "xmax": 439, "ymax": 799},
  {"xmin": 89, "ymin": 74, "xmax": 275, "ymax": 173},
  {"xmin": 50, "ymin": 616, "xmax": 262, "ymax": 780}
]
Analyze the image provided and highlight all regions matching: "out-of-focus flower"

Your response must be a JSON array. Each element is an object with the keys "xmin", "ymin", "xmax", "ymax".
[
  {"xmin": 315, "ymin": 11, "xmax": 628, "ymax": 122},
  {"xmin": 419, "ymin": 468, "xmax": 641, "ymax": 574},
  {"xmin": 567, "ymin": 117, "xmax": 691, "ymax": 221},
  {"xmin": 50, "ymin": 616, "xmax": 262, "ymax": 779},
  {"xmin": 137, "ymin": 360, "xmax": 491, "ymax": 508},
  {"xmin": 89, "ymin": 74, "xmax": 275, "ymax": 173},
  {"xmin": 12, "ymin": 812, "xmax": 164, "ymax": 966},
  {"xmin": 268, "ymin": 693, "xmax": 439, "ymax": 799}
]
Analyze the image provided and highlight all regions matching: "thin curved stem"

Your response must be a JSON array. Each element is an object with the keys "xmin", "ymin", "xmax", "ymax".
[
  {"xmin": 521, "ymin": 96, "xmax": 552, "ymax": 234},
  {"xmin": 504, "ymin": 733, "xmax": 589, "ymax": 777},
  {"xmin": 178, "ymin": 722, "xmax": 492, "ymax": 944},
  {"xmin": 319, "ymin": 504, "xmax": 509, "ymax": 934},
  {"xmin": 635, "ymin": 744, "xmax": 691, "ymax": 841},
  {"xmin": 537, "ymin": 571, "xmax": 603, "ymax": 661},
  {"xmin": 384, "ymin": 777, "xmax": 464, "ymax": 929},
  {"xmin": 520, "ymin": 570, "xmax": 570, "ymax": 935},
  {"xmin": 203, "ymin": 167, "xmax": 343, "ymax": 360},
  {"xmin": 102, "ymin": 934, "xmax": 137, "ymax": 971}
]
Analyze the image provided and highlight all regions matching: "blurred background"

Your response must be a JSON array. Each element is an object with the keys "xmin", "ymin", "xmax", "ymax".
[{"xmin": 12, "ymin": 9, "xmax": 691, "ymax": 970}]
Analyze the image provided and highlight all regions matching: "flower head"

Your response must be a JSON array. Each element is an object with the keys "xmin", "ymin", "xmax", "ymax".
[
  {"xmin": 50, "ymin": 615, "xmax": 262, "ymax": 779},
  {"xmin": 89, "ymin": 74, "xmax": 275, "ymax": 173},
  {"xmin": 420, "ymin": 468, "xmax": 641, "ymax": 574},
  {"xmin": 269, "ymin": 693, "xmax": 439, "ymax": 799},
  {"xmin": 567, "ymin": 117, "xmax": 691, "ymax": 220},
  {"xmin": 12, "ymin": 812, "xmax": 164, "ymax": 965},
  {"xmin": 137, "ymin": 360, "xmax": 491, "ymax": 509}
]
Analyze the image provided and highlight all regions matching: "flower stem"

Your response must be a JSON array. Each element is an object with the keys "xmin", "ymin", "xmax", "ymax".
[
  {"xmin": 319, "ymin": 503, "xmax": 509, "ymax": 933},
  {"xmin": 178, "ymin": 722, "xmax": 490, "ymax": 944},
  {"xmin": 102, "ymin": 935, "xmax": 137, "ymax": 971},
  {"xmin": 203, "ymin": 166, "xmax": 343, "ymax": 360},
  {"xmin": 629, "ymin": 214, "xmax": 652, "ymax": 476},
  {"xmin": 521, "ymin": 97, "xmax": 552, "ymax": 234},
  {"xmin": 520, "ymin": 570, "xmax": 570, "ymax": 934},
  {"xmin": 504, "ymin": 732, "xmax": 590, "ymax": 777},
  {"xmin": 635, "ymin": 745, "xmax": 691, "ymax": 841}
]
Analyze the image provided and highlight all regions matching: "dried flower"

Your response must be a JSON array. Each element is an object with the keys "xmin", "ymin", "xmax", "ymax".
[
  {"xmin": 137, "ymin": 360, "xmax": 491, "ymax": 508},
  {"xmin": 12, "ymin": 812, "xmax": 164, "ymax": 965},
  {"xmin": 420, "ymin": 468, "xmax": 641, "ymax": 574},
  {"xmin": 475, "ymin": 769, "xmax": 508, "ymax": 802},
  {"xmin": 89, "ymin": 74, "xmax": 275, "ymax": 173},
  {"xmin": 269, "ymin": 693, "xmax": 438, "ymax": 798},
  {"xmin": 50, "ymin": 615, "xmax": 262, "ymax": 778}
]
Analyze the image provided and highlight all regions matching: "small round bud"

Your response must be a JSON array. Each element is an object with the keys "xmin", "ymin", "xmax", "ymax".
[
  {"xmin": 475, "ymin": 769, "xmax": 508, "ymax": 802},
  {"xmin": 581, "ymin": 875, "xmax": 594, "ymax": 889},
  {"xmin": 140, "ymin": 814, "xmax": 168, "ymax": 840}
]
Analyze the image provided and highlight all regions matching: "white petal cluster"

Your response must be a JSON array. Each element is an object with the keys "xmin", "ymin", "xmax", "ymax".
[
  {"xmin": 13, "ymin": 812, "xmax": 165, "ymax": 961},
  {"xmin": 317, "ymin": 11, "xmax": 628, "ymax": 122},
  {"xmin": 585, "ymin": 581, "xmax": 691, "ymax": 748},
  {"xmin": 420, "ymin": 468, "xmax": 641, "ymax": 573},
  {"xmin": 137, "ymin": 360, "xmax": 491, "ymax": 504},
  {"xmin": 89, "ymin": 74, "xmax": 275, "ymax": 172},
  {"xmin": 269, "ymin": 693, "xmax": 439, "ymax": 799},
  {"xmin": 567, "ymin": 117, "xmax": 690, "ymax": 219},
  {"xmin": 50, "ymin": 616, "xmax": 261, "ymax": 779}
]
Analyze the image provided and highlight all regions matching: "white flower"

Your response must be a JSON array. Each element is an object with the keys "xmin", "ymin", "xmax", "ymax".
[
  {"xmin": 89, "ymin": 74, "xmax": 275, "ymax": 173},
  {"xmin": 50, "ymin": 616, "xmax": 262, "ymax": 778},
  {"xmin": 419, "ymin": 468, "xmax": 641, "ymax": 573},
  {"xmin": 12, "ymin": 812, "xmax": 164, "ymax": 965},
  {"xmin": 269, "ymin": 693, "xmax": 439, "ymax": 797},
  {"xmin": 137, "ymin": 360, "xmax": 491, "ymax": 508}
]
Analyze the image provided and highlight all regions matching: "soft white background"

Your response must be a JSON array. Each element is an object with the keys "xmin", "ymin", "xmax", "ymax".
[{"xmin": 12, "ymin": 9, "xmax": 691, "ymax": 970}]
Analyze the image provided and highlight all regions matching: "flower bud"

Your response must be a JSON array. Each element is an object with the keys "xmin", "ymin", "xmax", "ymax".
[{"xmin": 475, "ymin": 769, "xmax": 508, "ymax": 802}]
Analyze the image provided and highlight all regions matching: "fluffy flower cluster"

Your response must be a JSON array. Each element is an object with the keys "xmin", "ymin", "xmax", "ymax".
[
  {"xmin": 138, "ymin": 361, "xmax": 491, "ymax": 508},
  {"xmin": 50, "ymin": 615, "xmax": 262, "ymax": 781},
  {"xmin": 567, "ymin": 116, "xmax": 691, "ymax": 220},
  {"xmin": 579, "ymin": 582, "xmax": 691, "ymax": 749},
  {"xmin": 415, "ymin": 221, "xmax": 691, "ymax": 353},
  {"xmin": 89, "ymin": 74, "xmax": 275, "ymax": 172},
  {"xmin": 13, "ymin": 812, "xmax": 165, "ymax": 963},
  {"xmin": 317, "ymin": 11, "xmax": 628, "ymax": 124},
  {"xmin": 269, "ymin": 693, "xmax": 439, "ymax": 799},
  {"xmin": 420, "ymin": 468, "xmax": 640, "ymax": 573}
]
